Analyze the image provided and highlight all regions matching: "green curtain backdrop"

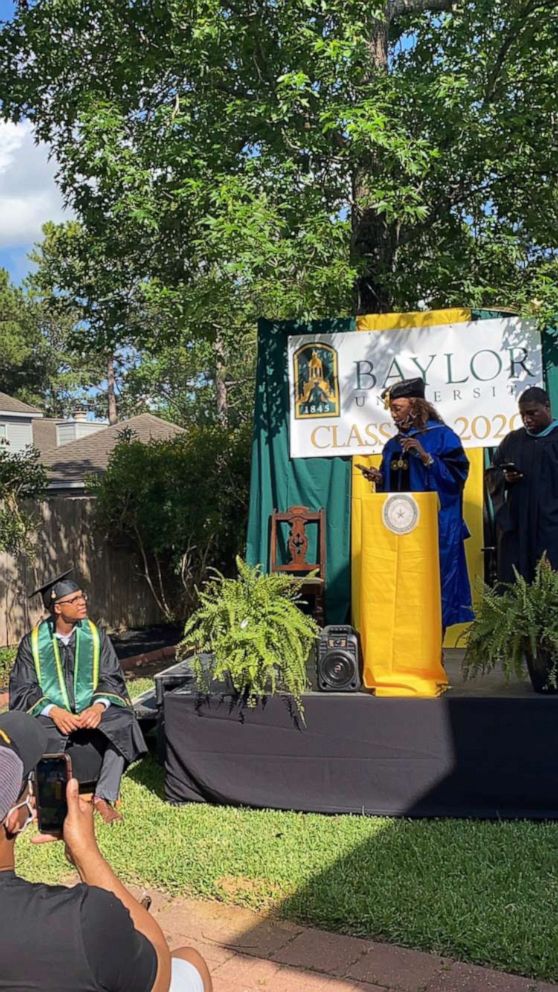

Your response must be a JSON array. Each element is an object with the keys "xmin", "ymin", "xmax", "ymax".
[
  {"xmin": 246, "ymin": 317, "xmax": 354, "ymax": 624},
  {"xmin": 542, "ymin": 325, "xmax": 558, "ymax": 411}
]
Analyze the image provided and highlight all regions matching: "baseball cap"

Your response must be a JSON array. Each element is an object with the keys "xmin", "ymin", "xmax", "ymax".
[{"xmin": 0, "ymin": 712, "xmax": 48, "ymax": 823}]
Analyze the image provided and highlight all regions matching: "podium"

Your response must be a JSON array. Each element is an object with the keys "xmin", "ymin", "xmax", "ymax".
[{"xmin": 352, "ymin": 491, "xmax": 447, "ymax": 696}]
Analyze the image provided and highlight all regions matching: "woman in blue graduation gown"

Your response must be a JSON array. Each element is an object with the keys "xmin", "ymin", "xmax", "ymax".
[{"xmin": 362, "ymin": 378, "xmax": 473, "ymax": 630}]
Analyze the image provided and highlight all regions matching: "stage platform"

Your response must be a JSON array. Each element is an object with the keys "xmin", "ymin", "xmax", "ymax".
[{"xmin": 163, "ymin": 650, "xmax": 558, "ymax": 820}]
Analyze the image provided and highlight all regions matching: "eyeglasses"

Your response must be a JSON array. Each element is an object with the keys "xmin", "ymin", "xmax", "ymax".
[{"xmin": 57, "ymin": 592, "xmax": 88, "ymax": 607}]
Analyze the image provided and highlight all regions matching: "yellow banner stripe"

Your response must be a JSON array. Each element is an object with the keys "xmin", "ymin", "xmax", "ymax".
[{"xmin": 356, "ymin": 308, "xmax": 472, "ymax": 332}]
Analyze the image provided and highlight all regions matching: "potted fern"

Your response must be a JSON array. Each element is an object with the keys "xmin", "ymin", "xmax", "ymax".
[
  {"xmin": 463, "ymin": 556, "xmax": 558, "ymax": 693},
  {"xmin": 179, "ymin": 557, "xmax": 319, "ymax": 716}
]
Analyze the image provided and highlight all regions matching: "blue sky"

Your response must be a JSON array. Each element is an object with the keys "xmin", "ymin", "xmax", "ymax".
[{"xmin": 0, "ymin": 0, "xmax": 68, "ymax": 283}]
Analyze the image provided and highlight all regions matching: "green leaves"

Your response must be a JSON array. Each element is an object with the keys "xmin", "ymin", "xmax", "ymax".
[
  {"xmin": 181, "ymin": 557, "xmax": 319, "ymax": 716},
  {"xmin": 1, "ymin": 0, "xmax": 557, "ymax": 367},
  {"xmin": 463, "ymin": 555, "xmax": 558, "ymax": 687},
  {"xmin": 0, "ymin": 445, "xmax": 47, "ymax": 556}
]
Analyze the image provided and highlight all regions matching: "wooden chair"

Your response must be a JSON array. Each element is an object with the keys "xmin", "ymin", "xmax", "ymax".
[{"xmin": 269, "ymin": 506, "xmax": 327, "ymax": 626}]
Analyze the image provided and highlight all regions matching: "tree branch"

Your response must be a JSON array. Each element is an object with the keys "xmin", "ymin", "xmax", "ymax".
[
  {"xmin": 389, "ymin": 0, "xmax": 457, "ymax": 18},
  {"xmin": 484, "ymin": 0, "xmax": 552, "ymax": 104}
]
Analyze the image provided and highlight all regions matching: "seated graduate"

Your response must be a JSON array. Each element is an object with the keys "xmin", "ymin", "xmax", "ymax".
[
  {"xmin": 360, "ymin": 377, "xmax": 473, "ymax": 631},
  {"xmin": 489, "ymin": 386, "xmax": 558, "ymax": 583},
  {"xmin": 9, "ymin": 569, "xmax": 147, "ymax": 824}
]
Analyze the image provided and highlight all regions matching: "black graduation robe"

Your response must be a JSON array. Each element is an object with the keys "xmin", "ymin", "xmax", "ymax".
[
  {"xmin": 490, "ymin": 423, "xmax": 558, "ymax": 583},
  {"xmin": 9, "ymin": 624, "xmax": 147, "ymax": 765}
]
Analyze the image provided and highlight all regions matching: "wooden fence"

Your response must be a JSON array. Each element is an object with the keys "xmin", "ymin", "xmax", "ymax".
[{"xmin": 0, "ymin": 497, "xmax": 163, "ymax": 646}]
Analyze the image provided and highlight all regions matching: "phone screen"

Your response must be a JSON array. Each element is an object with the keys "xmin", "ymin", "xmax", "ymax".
[{"xmin": 35, "ymin": 754, "xmax": 71, "ymax": 833}]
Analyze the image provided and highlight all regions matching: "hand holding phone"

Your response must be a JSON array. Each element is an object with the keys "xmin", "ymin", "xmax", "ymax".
[
  {"xmin": 35, "ymin": 753, "xmax": 72, "ymax": 834},
  {"xmin": 499, "ymin": 461, "xmax": 524, "ymax": 481},
  {"xmin": 355, "ymin": 463, "xmax": 381, "ymax": 482}
]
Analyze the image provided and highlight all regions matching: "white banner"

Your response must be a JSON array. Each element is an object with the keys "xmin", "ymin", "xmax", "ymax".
[{"xmin": 288, "ymin": 318, "xmax": 543, "ymax": 458}]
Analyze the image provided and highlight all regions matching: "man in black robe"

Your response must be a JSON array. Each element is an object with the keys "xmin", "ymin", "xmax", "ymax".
[
  {"xmin": 490, "ymin": 387, "xmax": 558, "ymax": 583},
  {"xmin": 9, "ymin": 570, "xmax": 147, "ymax": 823}
]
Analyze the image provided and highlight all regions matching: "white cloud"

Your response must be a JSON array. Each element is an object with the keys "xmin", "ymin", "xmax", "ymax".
[{"xmin": 0, "ymin": 120, "xmax": 70, "ymax": 247}]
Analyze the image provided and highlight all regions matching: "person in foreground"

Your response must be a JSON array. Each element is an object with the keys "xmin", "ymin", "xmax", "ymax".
[
  {"xmin": 0, "ymin": 711, "xmax": 212, "ymax": 992},
  {"xmin": 361, "ymin": 377, "xmax": 473, "ymax": 630},
  {"xmin": 9, "ymin": 569, "xmax": 147, "ymax": 823},
  {"xmin": 490, "ymin": 386, "xmax": 558, "ymax": 583}
]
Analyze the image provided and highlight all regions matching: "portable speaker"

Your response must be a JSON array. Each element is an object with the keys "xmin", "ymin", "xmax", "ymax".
[{"xmin": 317, "ymin": 625, "xmax": 361, "ymax": 692}]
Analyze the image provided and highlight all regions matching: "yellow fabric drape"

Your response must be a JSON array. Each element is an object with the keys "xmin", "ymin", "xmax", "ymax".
[
  {"xmin": 444, "ymin": 448, "xmax": 484, "ymax": 646},
  {"xmin": 351, "ymin": 308, "xmax": 483, "ymax": 657},
  {"xmin": 356, "ymin": 308, "xmax": 472, "ymax": 332},
  {"xmin": 353, "ymin": 492, "xmax": 445, "ymax": 696}
]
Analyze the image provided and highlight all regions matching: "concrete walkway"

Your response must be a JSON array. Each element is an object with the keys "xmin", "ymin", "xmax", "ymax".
[{"xmin": 140, "ymin": 891, "xmax": 557, "ymax": 992}]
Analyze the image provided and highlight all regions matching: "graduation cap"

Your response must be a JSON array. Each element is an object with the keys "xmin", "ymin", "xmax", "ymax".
[
  {"xmin": 381, "ymin": 377, "xmax": 426, "ymax": 407},
  {"xmin": 30, "ymin": 568, "xmax": 80, "ymax": 610}
]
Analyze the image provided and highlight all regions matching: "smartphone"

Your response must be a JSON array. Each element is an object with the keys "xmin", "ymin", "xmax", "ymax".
[{"xmin": 35, "ymin": 753, "xmax": 72, "ymax": 833}]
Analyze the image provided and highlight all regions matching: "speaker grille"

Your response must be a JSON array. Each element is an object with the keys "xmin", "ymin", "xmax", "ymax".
[
  {"xmin": 317, "ymin": 626, "xmax": 361, "ymax": 692},
  {"xmin": 320, "ymin": 650, "xmax": 358, "ymax": 689}
]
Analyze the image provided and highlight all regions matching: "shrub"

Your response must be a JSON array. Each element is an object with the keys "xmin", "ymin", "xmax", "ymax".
[
  {"xmin": 91, "ymin": 424, "xmax": 251, "ymax": 621},
  {"xmin": 0, "ymin": 445, "xmax": 47, "ymax": 556},
  {"xmin": 0, "ymin": 647, "xmax": 16, "ymax": 688}
]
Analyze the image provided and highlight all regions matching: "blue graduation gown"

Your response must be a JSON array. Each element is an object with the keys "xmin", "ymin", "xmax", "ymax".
[{"xmin": 379, "ymin": 420, "xmax": 473, "ymax": 628}]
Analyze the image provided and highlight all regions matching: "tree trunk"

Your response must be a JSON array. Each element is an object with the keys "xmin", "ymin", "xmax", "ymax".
[
  {"xmin": 107, "ymin": 355, "xmax": 118, "ymax": 425},
  {"xmin": 351, "ymin": 12, "xmax": 395, "ymax": 315},
  {"xmin": 351, "ymin": 0, "xmax": 457, "ymax": 314},
  {"xmin": 214, "ymin": 333, "xmax": 228, "ymax": 425}
]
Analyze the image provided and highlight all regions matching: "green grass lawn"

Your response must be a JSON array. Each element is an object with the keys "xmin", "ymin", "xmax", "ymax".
[
  {"xmin": 16, "ymin": 754, "xmax": 558, "ymax": 982},
  {"xmin": 127, "ymin": 675, "xmax": 156, "ymax": 699},
  {"xmin": 4, "ymin": 661, "xmax": 556, "ymax": 979}
]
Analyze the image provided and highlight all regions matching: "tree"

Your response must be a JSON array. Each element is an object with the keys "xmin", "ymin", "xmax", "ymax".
[
  {"xmin": 0, "ymin": 265, "xmax": 99, "ymax": 415},
  {"xmin": 0, "ymin": 268, "xmax": 40, "ymax": 401},
  {"xmin": 90, "ymin": 425, "xmax": 252, "ymax": 620},
  {"xmin": 1, "ymin": 0, "xmax": 556, "ymax": 356},
  {"xmin": 0, "ymin": 445, "xmax": 47, "ymax": 555},
  {"xmin": 26, "ymin": 221, "xmax": 147, "ymax": 424},
  {"xmin": 27, "ymin": 220, "xmax": 260, "ymax": 428}
]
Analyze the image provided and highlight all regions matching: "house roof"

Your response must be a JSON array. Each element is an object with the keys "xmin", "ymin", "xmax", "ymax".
[
  {"xmin": 32, "ymin": 418, "xmax": 58, "ymax": 455},
  {"xmin": 0, "ymin": 391, "xmax": 43, "ymax": 417},
  {"xmin": 41, "ymin": 413, "xmax": 186, "ymax": 488}
]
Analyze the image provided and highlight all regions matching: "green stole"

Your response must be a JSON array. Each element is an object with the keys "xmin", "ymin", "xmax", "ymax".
[{"xmin": 28, "ymin": 619, "xmax": 126, "ymax": 716}]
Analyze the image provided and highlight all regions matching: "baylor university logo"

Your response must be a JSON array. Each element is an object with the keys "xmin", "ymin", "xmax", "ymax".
[{"xmin": 293, "ymin": 343, "xmax": 340, "ymax": 419}]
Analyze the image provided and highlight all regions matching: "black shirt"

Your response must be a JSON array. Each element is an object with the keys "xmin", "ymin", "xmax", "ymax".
[{"xmin": 0, "ymin": 871, "xmax": 157, "ymax": 992}]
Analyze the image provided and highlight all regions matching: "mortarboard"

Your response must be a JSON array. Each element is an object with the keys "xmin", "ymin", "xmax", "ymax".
[
  {"xmin": 30, "ymin": 567, "xmax": 80, "ymax": 610},
  {"xmin": 381, "ymin": 377, "xmax": 426, "ymax": 408}
]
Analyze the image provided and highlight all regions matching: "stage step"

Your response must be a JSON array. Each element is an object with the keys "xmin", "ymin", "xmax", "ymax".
[{"xmin": 132, "ymin": 688, "xmax": 158, "ymax": 723}]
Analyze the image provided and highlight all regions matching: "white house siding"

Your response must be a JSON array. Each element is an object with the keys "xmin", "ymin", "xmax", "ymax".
[
  {"xmin": 56, "ymin": 420, "xmax": 107, "ymax": 446},
  {"xmin": 2, "ymin": 417, "xmax": 34, "ymax": 452}
]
